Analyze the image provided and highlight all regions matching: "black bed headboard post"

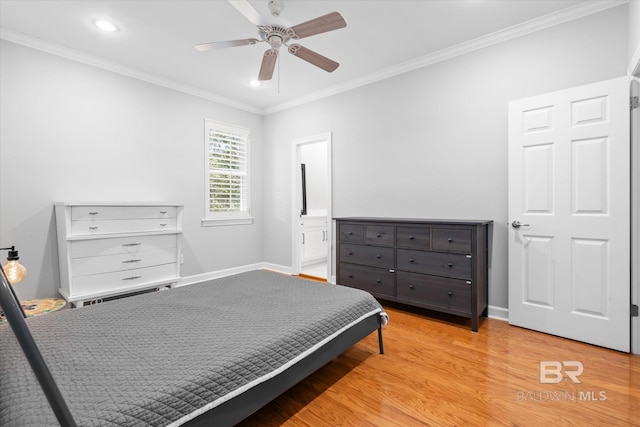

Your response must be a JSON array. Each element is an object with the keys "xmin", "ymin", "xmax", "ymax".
[{"xmin": 0, "ymin": 268, "xmax": 77, "ymax": 427}]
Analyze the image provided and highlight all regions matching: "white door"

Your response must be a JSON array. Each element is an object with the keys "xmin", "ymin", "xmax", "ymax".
[{"xmin": 508, "ymin": 77, "xmax": 630, "ymax": 352}]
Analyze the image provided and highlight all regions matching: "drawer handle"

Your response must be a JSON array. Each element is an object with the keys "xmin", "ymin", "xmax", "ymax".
[
  {"xmin": 348, "ymin": 232, "xmax": 353, "ymax": 236},
  {"xmin": 447, "ymin": 291, "xmax": 453, "ymax": 296},
  {"xmin": 348, "ymin": 274, "xmax": 353, "ymax": 278},
  {"xmin": 122, "ymin": 259, "xmax": 141, "ymax": 264},
  {"xmin": 376, "ymin": 279, "xmax": 381, "ymax": 283},
  {"xmin": 409, "ymin": 236, "xmax": 415, "ymax": 240},
  {"xmin": 409, "ymin": 258, "xmax": 415, "ymax": 263},
  {"xmin": 447, "ymin": 263, "xmax": 453, "ymax": 268},
  {"xmin": 122, "ymin": 276, "xmax": 142, "ymax": 281},
  {"xmin": 122, "ymin": 243, "xmax": 142, "ymax": 247},
  {"xmin": 448, "ymin": 237, "xmax": 453, "ymax": 242},
  {"xmin": 377, "ymin": 234, "xmax": 382, "ymax": 238},
  {"xmin": 160, "ymin": 210, "xmax": 167, "ymax": 214},
  {"xmin": 89, "ymin": 211, "xmax": 99, "ymax": 215},
  {"xmin": 348, "ymin": 251, "xmax": 353, "ymax": 256},
  {"xmin": 376, "ymin": 254, "xmax": 381, "ymax": 259},
  {"xmin": 89, "ymin": 226, "xmax": 99, "ymax": 230},
  {"xmin": 409, "ymin": 284, "xmax": 415, "ymax": 290},
  {"xmin": 159, "ymin": 223, "xmax": 167, "ymax": 227}
]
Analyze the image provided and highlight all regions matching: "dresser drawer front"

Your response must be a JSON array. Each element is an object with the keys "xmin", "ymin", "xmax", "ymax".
[
  {"xmin": 365, "ymin": 225, "xmax": 394, "ymax": 246},
  {"xmin": 396, "ymin": 226, "xmax": 430, "ymax": 249},
  {"xmin": 397, "ymin": 271, "xmax": 471, "ymax": 314},
  {"xmin": 71, "ymin": 218, "xmax": 177, "ymax": 235},
  {"xmin": 71, "ymin": 206, "xmax": 177, "ymax": 220},
  {"xmin": 70, "ymin": 264, "xmax": 178, "ymax": 296},
  {"xmin": 71, "ymin": 247, "xmax": 177, "ymax": 276},
  {"xmin": 397, "ymin": 249, "xmax": 471, "ymax": 279},
  {"xmin": 339, "ymin": 224, "xmax": 364, "ymax": 243},
  {"xmin": 340, "ymin": 244, "xmax": 394, "ymax": 268},
  {"xmin": 339, "ymin": 263, "xmax": 395, "ymax": 298},
  {"xmin": 432, "ymin": 228, "xmax": 472, "ymax": 253},
  {"xmin": 70, "ymin": 234, "xmax": 177, "ymax": 258}
]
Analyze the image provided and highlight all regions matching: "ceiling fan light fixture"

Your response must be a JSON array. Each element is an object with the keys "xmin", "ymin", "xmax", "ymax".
[
  {"xmin": 268, "ymin": 0, "xmax": 284, "ymax": 17},
  {"xmin": 94, "ymin": 19, "xmax": 118, "ymax": 32}
]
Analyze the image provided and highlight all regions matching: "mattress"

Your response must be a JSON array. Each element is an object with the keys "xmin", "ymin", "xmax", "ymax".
[{"xmin": 0, "ymin": 270, "xmax": 385, "ymax": 426}]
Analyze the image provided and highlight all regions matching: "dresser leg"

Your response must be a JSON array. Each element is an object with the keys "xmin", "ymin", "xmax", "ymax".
[
  {"xmin": 377, "ymin": 326, "xmax": 384, "ymax": 354},
  {"xmin": 74, "ymin": 300, "xmax": 84, "ymax": 308},
  {"xmin": 472, "ymin": 317, "xmax": 479, "ymax": 332}
]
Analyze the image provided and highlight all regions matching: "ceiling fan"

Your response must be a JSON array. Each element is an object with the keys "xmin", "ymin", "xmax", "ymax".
[{"xmin": 195, "ymin": 0, "xmax": 347, "ymax": 81}]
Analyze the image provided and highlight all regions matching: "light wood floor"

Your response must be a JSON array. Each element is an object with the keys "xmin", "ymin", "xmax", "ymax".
[{"xmin": 238, "ymin": 303, "xmax": 640, "ymax": 426}]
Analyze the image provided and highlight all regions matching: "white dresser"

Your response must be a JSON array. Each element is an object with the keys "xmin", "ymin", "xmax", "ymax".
[{"xmin": 55, "ymin": 203, "xmax": 183, "ymax": 307}]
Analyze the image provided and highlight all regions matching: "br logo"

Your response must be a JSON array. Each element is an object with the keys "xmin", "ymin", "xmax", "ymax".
[{"xmin": 539, "ymin": 361, "xmax": 583, "ymax": 384}]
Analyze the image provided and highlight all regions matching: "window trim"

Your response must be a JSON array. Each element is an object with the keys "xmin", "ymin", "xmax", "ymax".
[{"xmin": 203, "ymin": 119, "xmax": 253, "ymax": 226}]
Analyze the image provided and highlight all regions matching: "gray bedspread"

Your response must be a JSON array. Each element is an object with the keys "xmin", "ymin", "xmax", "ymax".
[{"xmin": 0, "ymin": 270, "xmax": 385, "ymax": 426}]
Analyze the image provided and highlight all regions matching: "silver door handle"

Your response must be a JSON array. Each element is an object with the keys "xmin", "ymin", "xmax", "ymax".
[{"xmin": 511, "ymin": 220, "xmax": 530, "ymax": 229}]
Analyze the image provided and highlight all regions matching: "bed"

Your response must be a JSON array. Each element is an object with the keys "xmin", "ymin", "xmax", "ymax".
[{"xmin": 0, "ymin": 269, "xmax": 387, "ymax": 427}]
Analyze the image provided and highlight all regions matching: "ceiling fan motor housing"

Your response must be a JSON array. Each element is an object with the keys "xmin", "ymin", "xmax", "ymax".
[{"xmin": 259, "ymin": 25, "xmax": 294, "ymax": 48}]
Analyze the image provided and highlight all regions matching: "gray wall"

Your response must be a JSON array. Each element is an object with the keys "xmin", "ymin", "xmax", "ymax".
[
  {"xmin": 0, "ymin": 40, "xmax": 264, "ymax": 300},
  {"xmin": 262, "ymin": 5, "xmax": 629, "ymax": 310}
]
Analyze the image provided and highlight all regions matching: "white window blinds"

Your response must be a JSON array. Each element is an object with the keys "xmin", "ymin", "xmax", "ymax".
[{"xmin": 204, "ymin": 120, "xmax": 251, "ymax": 222}]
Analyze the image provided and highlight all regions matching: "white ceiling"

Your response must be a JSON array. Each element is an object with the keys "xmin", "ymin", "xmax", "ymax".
[{"xmin": 0, "ymin": 0, "xmax": 623, "ymax": 114}]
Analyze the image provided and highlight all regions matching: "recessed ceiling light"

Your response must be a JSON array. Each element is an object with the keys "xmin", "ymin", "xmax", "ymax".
[
  {"xmin": 95, "ymin": 20, "xmax": 118, "ymax": 32},
  {"xmin": 248, "ymin": 80, "xmax": 262, "ymax": 87}
]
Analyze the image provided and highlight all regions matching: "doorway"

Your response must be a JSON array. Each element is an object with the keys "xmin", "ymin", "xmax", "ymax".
[{"xmin": 291, "ymin": 133, "xmax": 332, "ymax": 281}]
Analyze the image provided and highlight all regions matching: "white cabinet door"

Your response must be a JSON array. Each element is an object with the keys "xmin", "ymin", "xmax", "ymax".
[
  {"xmin": 301, "ymin": 217, "xmax": 328, "ymax": 265},
  {"xmin": 508, "ymin": 77, "xmax": 630, "ymax": 352}
]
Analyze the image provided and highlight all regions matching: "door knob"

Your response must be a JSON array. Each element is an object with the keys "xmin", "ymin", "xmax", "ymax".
[{"xmin": 511, "ymin": 220, "xmax": 530, "ymax": 229}]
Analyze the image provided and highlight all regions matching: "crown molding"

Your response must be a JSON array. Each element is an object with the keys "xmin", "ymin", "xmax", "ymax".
[
  {"xmin": 263, "ymin": 0, "xmax": 628, "ymax": 115},
  {"xmin": 1, "ymin": 0, "xmax": 627, "ymax": 116},
  {"xmin": 0, "ymin": 28, "xmax": 262, "ymax": 115}
]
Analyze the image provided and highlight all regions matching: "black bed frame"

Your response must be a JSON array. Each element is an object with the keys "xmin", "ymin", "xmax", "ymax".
[{"xmin": 0, "ymin": 268, "xmax": 384, "ymax": 427}]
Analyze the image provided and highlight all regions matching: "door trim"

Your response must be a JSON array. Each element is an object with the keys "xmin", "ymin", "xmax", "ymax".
[
  {"xmin": 291, "ymin": 133, "xmax": 332, "ymax": 280},
  {"xmin": 632, "ymin": 77, "xmax": 639, "ymax": 354}
]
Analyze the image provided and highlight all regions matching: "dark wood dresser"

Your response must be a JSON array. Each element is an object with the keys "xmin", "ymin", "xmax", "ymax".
[{"xmin": 335, "ymin": 218, "xmax": 492, "ymax": 331}]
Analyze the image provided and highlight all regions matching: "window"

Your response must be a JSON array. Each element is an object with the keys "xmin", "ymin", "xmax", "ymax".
[{"xmin": 203, "ymin": 119, "xmax": 252, "ymax": 226}]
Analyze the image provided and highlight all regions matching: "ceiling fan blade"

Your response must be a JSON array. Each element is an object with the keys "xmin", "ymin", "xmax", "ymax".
[
  {"xmin": 258, "ymin": 49, "xmax": 278, "ymax": 81},
  {"xmin": 194, "ymin": 38, "xmax": 260, "ymax": 51},
  {"xmin": 288, "ymin": 12, "xmax": 346, "ymax": 39},
  {"xmin": 288, "ymin": 44, "xmax": 339, "ymax": 73},
  {"xmin": 229, "ymin": 0, "xmax": 268, "ymax": 26}
]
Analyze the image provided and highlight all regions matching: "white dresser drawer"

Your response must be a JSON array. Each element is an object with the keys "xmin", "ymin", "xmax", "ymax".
[
  {"xmin": 71, "ymin": 247, "xmax": 177, "ymax": 276},
  {"xmin": 71, "ymin": 206, "xmax": 177, "ymax": 220},
  {"xmin": 70, "ymin": 263, "xmax": 178, "ymax": 296},
  {"xmin": 70, "ymin": 234, "xmax": 177, "ymax": 258},
  {"xmin": 71, "ymin": 218, "xmax": 178, "ymax": 235}
]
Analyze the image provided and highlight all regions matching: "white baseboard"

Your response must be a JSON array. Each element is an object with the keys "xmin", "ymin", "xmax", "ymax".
[
  {"xmin": 488, "ymin": 305, "xmax": 509, "ymax": 322},
  {"xmin": 261, "ymin": 263, "xmax": 294, "ymax": 275},
  {"xmin": 176, "ymin": 262, "xmax": 293, "ymax": 287}
]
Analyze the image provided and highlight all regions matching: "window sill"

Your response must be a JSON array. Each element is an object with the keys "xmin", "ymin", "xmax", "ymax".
[{"xmin": 201, "ymin": 217, "xmax": 254, "ymax": 227}]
